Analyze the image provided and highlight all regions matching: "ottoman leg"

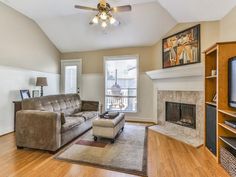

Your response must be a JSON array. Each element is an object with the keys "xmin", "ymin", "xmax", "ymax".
[
  {"xmin": 122, "ymin": 126, "xmax": 124, "ymax": 131},
  {"xmin": 94, "ymin": 136, "xmax": 97, "ymax": 141},
  {"xmin": 111, "ymin": 139, "xmax": 115, "ymax": 144}
]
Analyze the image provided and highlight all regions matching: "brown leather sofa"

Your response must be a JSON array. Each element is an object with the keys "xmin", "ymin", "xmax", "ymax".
[{"xmin": 16, "ymin": 94, "xmax": 99, "ymax": 152}]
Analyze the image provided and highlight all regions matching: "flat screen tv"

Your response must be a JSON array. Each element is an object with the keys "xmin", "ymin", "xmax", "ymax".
[{"xmin": 229, "ymin": 57, "xmax": 236, "ymax": 108}]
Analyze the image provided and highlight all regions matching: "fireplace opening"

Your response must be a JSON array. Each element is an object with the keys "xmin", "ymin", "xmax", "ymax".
[{"xmin": 165, "ymin": 102, "xmax": 196, "ymax": 129}]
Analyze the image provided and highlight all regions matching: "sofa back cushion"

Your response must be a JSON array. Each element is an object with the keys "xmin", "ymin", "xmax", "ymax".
[{"xmin": 22, "ymin": 94, "xmax": 82, "ymax": 115}]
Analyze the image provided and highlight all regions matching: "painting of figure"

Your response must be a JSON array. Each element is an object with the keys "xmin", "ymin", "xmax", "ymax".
[{"xmin": 162, "ymin": 25, "xmax": 200, "ymax": 68}]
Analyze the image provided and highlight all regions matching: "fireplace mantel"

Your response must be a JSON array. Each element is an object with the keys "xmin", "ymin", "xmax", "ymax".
[
  {"xmin": 146, "ymin": 63, "xmax": 204, "ymax": 91},
  {"xmin": 146, "ymin": 63, "xmax": 203, "ymax": 80}
]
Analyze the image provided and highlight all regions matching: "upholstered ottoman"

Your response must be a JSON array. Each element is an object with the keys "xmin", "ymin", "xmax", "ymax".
[{"xmin": 92, "ymin": 113, "xmax": 125, "ymax": 143}]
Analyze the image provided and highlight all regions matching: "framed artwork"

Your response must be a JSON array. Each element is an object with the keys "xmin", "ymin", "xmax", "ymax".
[
  {"xmin": 20, "ymin": 90, "xmax": 31, "ymax": 100},
  {"xmin": 32, "ymin": 90, "xmax": 40, "ymax": 98},
  {"xmin": 162, "ymin": 24, "xmax": 201, "ymax": 69}
]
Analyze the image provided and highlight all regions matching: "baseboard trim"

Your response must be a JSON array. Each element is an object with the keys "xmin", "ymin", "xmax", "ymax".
[
  {"xmin": 0, "ymin": 131, "xmax": 14, "ymax": 137},
  {"xmin": 126, "ymin": 120, "xmax": 156, "ymax": 125},
  {"xmin": 125, "ymin": 117, "xmax": 156, "ymax": 124}
]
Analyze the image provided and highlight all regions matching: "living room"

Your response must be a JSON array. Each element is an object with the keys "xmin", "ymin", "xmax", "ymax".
[{"xmin": 0, "ymin": 0, "xmax": 236, "ymax": 177}]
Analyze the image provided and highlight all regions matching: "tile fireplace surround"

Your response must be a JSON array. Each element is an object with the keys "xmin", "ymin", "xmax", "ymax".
[
  {"xmin": 150, "ymin": 91, "xmax": 204, "ymax": 147},
  {"xmin": 147, "ymin": 64, "xmax": 204, "ymax": 147}
]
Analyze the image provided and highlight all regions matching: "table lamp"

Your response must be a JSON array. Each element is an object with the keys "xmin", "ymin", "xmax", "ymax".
[{"xmin": 36, "ymin": 77, "xmax": 48, "ymax": 96}]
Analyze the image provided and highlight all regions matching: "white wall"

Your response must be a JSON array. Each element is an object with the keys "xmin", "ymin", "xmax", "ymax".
[{"xmin": 0, "ymin": 65, "xmax": 60, "ymax": 136}]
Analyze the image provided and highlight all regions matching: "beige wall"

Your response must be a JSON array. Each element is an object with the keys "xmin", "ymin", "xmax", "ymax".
[
  {"xmin": 60, "ymin": 7, "xmax": 236, "ymax": 122},
  {"xmin": 219, "ymin": 6, "xmax": 236, "ymax": 41},
  {"xmin": 151, "ymin": 21, "xmax": 220, "ymax": 70},
  {"xmin": 61, "ymin": 46, "xmax": 155, "ymax": 121},
  {"xmin": 61, "ymin": 46, "xmax": 155, "ymax": 74},
  {"xmin": 60, "ymin": 22, "xmax": 223, "ymax": 122},
  {"xmin": 0, "ymin": 3, "xmax": 60, "ymax": 74},
  {"xmin": 151, "ymin": 5, "xmax": 236, "ymax": 70},
  {"xmin": 0, "ymin": 3, "xmax": 61, "ymax": 135}
]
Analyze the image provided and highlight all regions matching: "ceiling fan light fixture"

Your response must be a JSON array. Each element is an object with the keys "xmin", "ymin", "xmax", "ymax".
[
  {"xmin": 112, "ymin": 7, "xmax": 117, "ymax": 13},
  {"xmin": 101, "ymin": 21, "xmax": 107, "ymax": 28},
  {"xmin": 75, "ymin": 1, "xmax": 132, "ymax": 28},
  {"xmin": 109, "ymin": 17, "xmax": 116, "ymax": 24},
  {"xmin": 92, "ymin": 16, "xmax": 99, "ymax": 24},
  {"xmin": 100, "ymin": 11, "xmax": 108, "ymax": 20}
]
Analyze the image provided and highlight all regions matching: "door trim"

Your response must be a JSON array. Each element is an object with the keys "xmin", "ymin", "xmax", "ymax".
[{"xmin": 61, "ymin": 59, "xmax": 83, "ymax": 96}]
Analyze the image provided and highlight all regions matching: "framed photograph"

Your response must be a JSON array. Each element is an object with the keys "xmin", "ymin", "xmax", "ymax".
[
  {"xmin": 32, "ymin": 90, "xmax": 40, "ymax": 98},
  {"xmin": 213, "ymin": 94, "xmax": 217, "ymax": 102},
  {"xmin": 162, "ymin": 24, "xmax": 201, "ymax": 69},
  {"xmin": 20, "ymin": 90, "xmax": 31, "ymax": 100}
]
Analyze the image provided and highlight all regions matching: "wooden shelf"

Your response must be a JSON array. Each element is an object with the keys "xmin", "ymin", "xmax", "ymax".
[
  {"xmin": 204, "ymin": 44, "xmax": 217, "ymax": 55},
  {"xmin": 206, "ymin": 102, "xmax": 217, "ymax": 106},
  {"xmin": 218, "ymin": 123, "xmax": 236, "ymax": 134},
  {"xmin": 205, "ymin": 75, "xmax": 217, "ymax": 79},
  {"xmin": 204, "ymin": 42, "xmax": 236, "ymax": 168},
  {"xmin": 218, "ymin": 109, "xmax": 236, "ymax": 118},
  {"xmin": 219, "ymin": 137, "xmax": 236, "ymax": 151}
]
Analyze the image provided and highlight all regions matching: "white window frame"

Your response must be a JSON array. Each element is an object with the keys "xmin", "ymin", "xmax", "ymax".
[{"xmin": 103, "ymin": 55, "xmax": 139, "ymax": 113}]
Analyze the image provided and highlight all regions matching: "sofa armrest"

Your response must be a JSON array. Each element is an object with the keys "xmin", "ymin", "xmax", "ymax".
[
  {"xmin": 81, "ymin": 100, "xmax": 100, "ymax": 112},
  {"xmin": 16, "ymin": 110, "xmax": 61, "ymax": 151}
]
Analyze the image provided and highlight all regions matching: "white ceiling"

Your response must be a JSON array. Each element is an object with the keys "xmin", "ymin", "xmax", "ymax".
[
  {"xmin": 157, "ymin": 0, "xmax": 236, "ymax": 22},
  {"xmin": 0, "ymin": 0, "xmax": 236, "ymax": 52}
]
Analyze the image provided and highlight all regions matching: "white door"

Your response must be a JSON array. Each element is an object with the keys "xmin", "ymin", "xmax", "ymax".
[{"xmin": 61, "ymin": 59, "xmax": 82, "ymax": 95}]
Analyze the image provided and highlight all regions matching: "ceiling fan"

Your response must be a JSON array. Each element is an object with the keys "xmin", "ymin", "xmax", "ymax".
[{"xmin": 74, "ymin": 0, "xmax": 132, "ymax": 28}]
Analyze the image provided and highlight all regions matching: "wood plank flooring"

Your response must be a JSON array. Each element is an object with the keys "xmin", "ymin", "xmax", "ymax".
[{"xmin": 0, "ymin": 129, "xmax": 230, "ymax": 177}]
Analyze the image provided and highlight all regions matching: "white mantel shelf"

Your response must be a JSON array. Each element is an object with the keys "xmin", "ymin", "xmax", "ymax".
[
  {"xmin": 146, "ymin": 63, "xmax": 204, "ymax": 80},
  {"xmin": 146, "ymin": 63, "xmax": 204, "ymax": 91}
]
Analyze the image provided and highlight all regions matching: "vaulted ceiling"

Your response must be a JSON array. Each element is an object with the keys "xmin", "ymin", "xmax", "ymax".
[{"xmin": 1, "ymin": 0, "xmax": 236, "ymax": 52}]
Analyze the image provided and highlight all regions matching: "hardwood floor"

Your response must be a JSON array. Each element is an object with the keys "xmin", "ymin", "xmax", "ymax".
[{"xmin": 0, "ymin": 129, "xmax": 229, "ymax": 177}]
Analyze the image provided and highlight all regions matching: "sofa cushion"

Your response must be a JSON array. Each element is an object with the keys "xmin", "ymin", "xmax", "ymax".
[
  {"xmin": 21, "ymin": 94, "xmax": 82, "ymax": 114},
  {"xmin": 82, "ymin": 101, "xmax": 99, "ymax": 111},
  {"xmin": 72, "ymin": 111, "xmax": 97, "ymax": 120},
  {"xmin": 61, "ymin": 116, "xmax": 85, "ymax": 133}
]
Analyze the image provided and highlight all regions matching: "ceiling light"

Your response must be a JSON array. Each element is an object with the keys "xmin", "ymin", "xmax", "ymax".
[
  {"xmin": 92, "ymin": 16, "xmax": 99, "ymax": 24},
  {"xmin": 101, "ymin": 21, "xmax": 107, "ymax": 28},
  {"xmin": 100, "ymin": 11, "xmax": 108, "ymax": 20},
  {"xmin": 109, "ymin": 17, "xmax": 116, "ymax": 24}
]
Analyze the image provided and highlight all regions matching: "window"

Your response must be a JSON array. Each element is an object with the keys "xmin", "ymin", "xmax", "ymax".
[{"xmin": 105, "ymin": 56, "xmax": 138, "ymax": 113}]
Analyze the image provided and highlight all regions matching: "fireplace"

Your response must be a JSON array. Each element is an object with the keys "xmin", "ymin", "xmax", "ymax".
[{"xmin": 166, "ymin": 102, "xmax": 196, "ymax": 129}]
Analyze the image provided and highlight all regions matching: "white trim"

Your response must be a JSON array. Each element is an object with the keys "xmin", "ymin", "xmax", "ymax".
[
  {"xmin": 61, "ymin": 59, "xmax": 82, "ymax": 63},
  {"xmin": 146, "ymin": 63, "xmax": 203, "ymax": 80},
  {"xmin": 60, "ymin": 59, "xmax": 83, "ymax": 96},
  {"xmin": 146, "ymin": 63, "xmax": 204, "ymax": 91},
  {"xmin": 0, "ymin": 64, "xmax": 60, "ymax": 75},
  {"xmin": 125, "ymin": 116, "xmax": 155, "ymax": 123},
  {"xmin": 103, "ymin": 55, "xmax": 139, "ymax": 113}
]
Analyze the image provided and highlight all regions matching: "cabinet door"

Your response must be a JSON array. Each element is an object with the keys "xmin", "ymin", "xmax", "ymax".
[{"xmin": 206, "ymin": 105, "xmax": 217, "ymax": 155}]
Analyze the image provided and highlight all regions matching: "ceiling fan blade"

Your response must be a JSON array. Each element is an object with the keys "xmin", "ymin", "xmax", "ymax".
[
  {"xmin": 111, "ymin": 5, "xmax": 132, "ymax": 13},
  {"xmin": 74, "ymin": 5, "xmax": 98, "ymax": 11}
]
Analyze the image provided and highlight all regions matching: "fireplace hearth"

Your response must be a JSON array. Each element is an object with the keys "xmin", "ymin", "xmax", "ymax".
[{"xmin": 166, "ymin": 102, "xmax": 196, "ymax": 129}]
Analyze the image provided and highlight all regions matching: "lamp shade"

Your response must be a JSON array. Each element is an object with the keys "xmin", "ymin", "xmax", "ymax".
[{"xmin": 36, "ymin": 77, "xmax": 48, "ymax": 86}]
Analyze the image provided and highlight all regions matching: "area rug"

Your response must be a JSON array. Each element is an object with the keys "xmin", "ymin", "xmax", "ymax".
[{"xmin": 55, "ymin": 124, "xmax": 148, "ymax": 176}]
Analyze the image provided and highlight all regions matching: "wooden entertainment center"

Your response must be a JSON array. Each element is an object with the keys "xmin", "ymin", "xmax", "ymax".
[{"xmin": 204, "ymin": 42, "xmax": 236, "ymax": 175}]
